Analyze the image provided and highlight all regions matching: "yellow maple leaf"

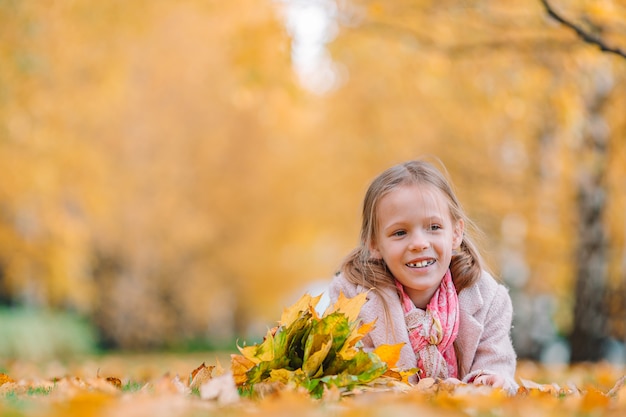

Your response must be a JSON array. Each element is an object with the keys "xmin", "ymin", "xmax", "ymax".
[
  {"xmin": 236, "ymin": 327, "xmax": 277, "ymax": 364},
  {"xmin": 279, "ymin": 293, "xmax": 322, "ymax": 327},
  {"xmin": 357, "ymin": 319, "xmax": 376, "ymax": 335},
  {"xmin": 325, "ymin": 291, "xmax": 367, "ymax": 323},
  {"xmin": 268, "ymin": 369, "xmax": 293, "ymax": 384},
  {"xmin": 336, "ymin": 319, "xmax": 377, "ymax": 360},
  {"xmin": 373, "ymin": 343, "xmax": 404, "ymax": 369},
  {"xmin": 254, "ymin": 329, "xmax": 276, "ymax": 362},
  {"xmin": 237, "ymin": 344, "xmax": 261, "ymax": 364},
  {"xmin": 231, "ymin": 354, "xmax": 256, "ymax": 385}
]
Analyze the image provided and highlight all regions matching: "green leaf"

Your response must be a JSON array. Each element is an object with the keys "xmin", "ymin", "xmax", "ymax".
[
  {"xmin": 305, "ymin": 378, "xmax": 323, "ymax": 398},
  {"xmin": 302, "ymin": 336, "xmax": 333, "ymax": 378},
  {"xmin": 321, "ymin": 372, "xmax": 359, "ymax": 390},
  {"xmin": 245, "ymin": 356, "xmax": 290, "ymax": 384},
  {"xmin": 317, "ymin": 312, "xmax": 352, "ymax": 354},
  {"xmin": 303, "ymin": 312, "xmax": 351, "ymax": 372},
  {"xmin": 283, "ymin": 313, "xmax": 312, "ymax": 361},
  {"xmin": 348, "ymin": 351, "xmax": 387, "ymax": 383}
]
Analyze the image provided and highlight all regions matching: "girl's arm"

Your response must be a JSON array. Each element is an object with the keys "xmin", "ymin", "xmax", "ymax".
[{"xmin": 463, "ymin": 283, "xmax": 518, "ymax": 392}]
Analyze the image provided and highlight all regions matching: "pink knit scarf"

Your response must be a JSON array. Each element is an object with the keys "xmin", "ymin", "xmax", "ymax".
[{"xmin": 395, "ymin": 269, "xmax": 459, "ymax": 379}]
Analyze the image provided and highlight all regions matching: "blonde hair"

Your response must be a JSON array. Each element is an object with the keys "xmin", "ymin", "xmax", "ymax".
[{"xmin": 340, "ymin": 159, "xmax": 485, "ymax": 296}]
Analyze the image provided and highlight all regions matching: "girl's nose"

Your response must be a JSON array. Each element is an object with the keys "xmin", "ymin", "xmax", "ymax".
[{"xmin": 408, "ymin": 232, "xmax": 429, "ymax": 251}]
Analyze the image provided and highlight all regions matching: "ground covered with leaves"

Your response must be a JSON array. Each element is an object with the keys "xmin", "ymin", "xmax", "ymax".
[
  {"xmin": 2, "ymin": 360, "xmax": 626, "ymax": 417},
  {"xmin": 2, "ymin": 294, "xmax": 625, "ymax": 416}
]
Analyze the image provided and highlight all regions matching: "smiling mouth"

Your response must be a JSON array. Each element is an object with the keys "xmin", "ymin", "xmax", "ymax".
[{"xmin": 406, "ymin": 259, "xmax": 436, "ymax": 268}]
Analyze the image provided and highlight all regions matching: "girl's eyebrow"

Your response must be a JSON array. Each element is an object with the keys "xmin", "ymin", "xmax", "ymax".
[
  {"xmin": 381, "ymin": 215, "xmax": 445, "ymax": 229},
  {"xmin": 426, "ymin": 215, "xmax": 444, "ymax": 222},
  {"xmin": 381, "ymin": 221, "xmax": 406, "ymax": 231}
]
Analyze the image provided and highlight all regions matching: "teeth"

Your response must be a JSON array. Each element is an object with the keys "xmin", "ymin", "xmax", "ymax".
[{"xmin": 407, "ymin": 260, "xmax": 434, "ymax": 268}]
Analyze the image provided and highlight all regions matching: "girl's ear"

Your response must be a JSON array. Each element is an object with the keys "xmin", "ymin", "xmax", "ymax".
[
  {"xmin": 452, "ymin": 218, "xmax": 465, "ymax": 249},
  {"xmin": 369, "ymin": 240, "xmax": 381, "ymax": 259}
]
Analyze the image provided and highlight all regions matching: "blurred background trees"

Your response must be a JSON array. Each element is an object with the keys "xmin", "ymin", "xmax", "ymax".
[{"xmin": 0, "ymin": 0, "xmax": 624, "ymax": 363}]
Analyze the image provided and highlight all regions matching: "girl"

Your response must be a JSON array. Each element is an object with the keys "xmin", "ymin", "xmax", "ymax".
[{"xmin": 328, "ymin": 160, "xmax": 517, "ymax": 390}]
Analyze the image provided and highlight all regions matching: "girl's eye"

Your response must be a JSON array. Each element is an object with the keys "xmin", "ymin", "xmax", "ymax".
[
  {"xmin": 428, "ymin": 224, "xmax": 442, "ymax": 231},
  {"xmin": 392, "ymin": 230, "xmax": 407, "ymax": 237}
]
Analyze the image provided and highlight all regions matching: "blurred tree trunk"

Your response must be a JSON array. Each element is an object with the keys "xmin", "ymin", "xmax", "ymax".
[
  {"xmin": 569, "ymin": 65, "xmax": 613, "ymax": 362},
  {"xmin": 0, "ymin": 264, "xmax": 11, "ymax": 306}
]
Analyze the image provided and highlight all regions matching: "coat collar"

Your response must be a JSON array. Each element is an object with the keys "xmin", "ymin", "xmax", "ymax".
[
  {"xmin": 458, "ymin": 282, "xmax": 484, "ymax": 316},
  {"xmin": 456, "ymin": 282, "xmax": 486, "ymax": 373}
]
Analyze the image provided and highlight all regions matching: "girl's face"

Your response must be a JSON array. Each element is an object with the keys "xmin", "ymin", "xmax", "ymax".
[{"xmin": 370, "ymin": 184, "xmax": 464, "ymax": 309}]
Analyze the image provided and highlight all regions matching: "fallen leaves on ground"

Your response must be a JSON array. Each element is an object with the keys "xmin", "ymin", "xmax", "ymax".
[
  {"xmin": 1, "ymin": 293, "xmax": 626, "ymax": 416},
  {"xmin": 2, "ymin": 363, "xmax": 626, "ymax": 417}
]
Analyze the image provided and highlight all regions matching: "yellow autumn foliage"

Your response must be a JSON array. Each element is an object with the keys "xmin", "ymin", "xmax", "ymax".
[{"xmin": 0, "ymin": 0, "xmax": 625, "ymax": 355}]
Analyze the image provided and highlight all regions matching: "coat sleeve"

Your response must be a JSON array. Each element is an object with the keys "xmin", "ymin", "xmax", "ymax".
[
  {"xmin": 328, "ymin": 273, "xmax": 358, "ymax": 301},
  {"xmin": 463, "ymin": 283, "xmax": 518, "ymax": 391}
]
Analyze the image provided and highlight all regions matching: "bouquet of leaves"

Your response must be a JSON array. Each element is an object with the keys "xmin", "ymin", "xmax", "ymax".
[{"xmin": 231, "ymin": 292, "xmax": 409, "ymax": 398}]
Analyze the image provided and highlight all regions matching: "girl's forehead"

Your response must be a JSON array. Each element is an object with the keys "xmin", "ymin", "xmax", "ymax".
[{"xmin": 378, "ymin": 183, "xmax": 452, "ymax": 217}]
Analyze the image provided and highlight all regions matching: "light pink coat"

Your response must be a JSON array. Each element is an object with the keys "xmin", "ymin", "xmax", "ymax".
[{"xmin": 328, "ymin": 270, "xmax": 517, "ymax": 388}]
